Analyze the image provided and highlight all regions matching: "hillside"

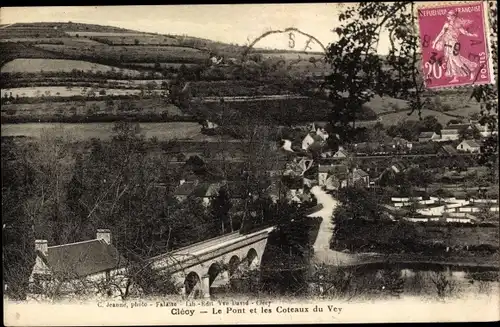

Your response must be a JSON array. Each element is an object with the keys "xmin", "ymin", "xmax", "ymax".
[{"xmin": 0, "ymin": 22, "xmax": 482, "ymax": 125}]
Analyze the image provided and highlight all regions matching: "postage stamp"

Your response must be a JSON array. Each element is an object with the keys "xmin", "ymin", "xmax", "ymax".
[{"xmin": 417, "ymin": 1, "xmax": 495, "ymax": 89}]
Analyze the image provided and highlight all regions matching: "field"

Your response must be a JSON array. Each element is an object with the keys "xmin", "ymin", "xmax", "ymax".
[
  {"xmin": 33, "ymin": 44, "xmax": 209, "ymax": 64},
  {"xmin": 64, "ymin": 31, "xmax": 157, "ymax": 37},
  {"xmin": 1, "ymin": 86, "xmax": 151, "ymax": 98},
  {"xmin": 0, "ymin": 122, "xmax": 206, "ymax": 141},
  {"xmin": 258, "ymin": 51, "xmax": 325, "ymax": 61},
  {"xmin": 125, "ymin": 62, "xmax": 200, "ymax": 69},
  {"xmin": 419, "ymin": 225, "xmax": 499, "ymax": 248},
  {"xmin": 1, "ymin": 98, "xmax": 185, "ymax": 117},
  {"xmin": 0, "ymin": 37, "xmax": 102, "ymax": 46},
  {"xmin": 1, "ymin": 58, "xmax": 141, "ymax": 75},
  {"xmin": 88, "ymin": 35, "xmax": 180, "ymax": 46},
  {"xmin": 364, "ymin": 95, "xmax": 409, "ymax": 113},
  {"xmin": 378, "ymin": 109, "xmax": 463, "ymax": 125}
]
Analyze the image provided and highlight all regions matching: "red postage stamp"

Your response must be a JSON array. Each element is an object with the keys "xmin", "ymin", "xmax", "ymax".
[{"xmin": 417, "ymin": 1, "xmax": 494, "ymax": 89}]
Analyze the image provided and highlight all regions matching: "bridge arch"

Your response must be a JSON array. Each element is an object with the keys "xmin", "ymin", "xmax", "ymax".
[
  {"xmin": 208, "ymin": 262, "xmax": 224, "ymax": 286},
  {"xmin": 184, "ymin": 271, "xmax": 202, "ymax": 298},
  {"xmin": 246, "ymin": 248, "xmax": 259, "ymax": 269}
]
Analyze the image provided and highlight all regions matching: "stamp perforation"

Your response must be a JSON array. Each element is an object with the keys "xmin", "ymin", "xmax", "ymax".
[{"xmin": 414, "ymin": 0, "xmax": 496, "ymax": 90}]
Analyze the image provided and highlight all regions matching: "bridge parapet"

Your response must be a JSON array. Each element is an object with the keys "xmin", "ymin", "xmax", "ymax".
[{"xmin": 150, "ymin": 226, "xmax": 275, "ymax": 274}]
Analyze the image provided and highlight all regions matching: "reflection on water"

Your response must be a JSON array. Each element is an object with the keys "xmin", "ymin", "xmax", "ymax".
[{"xmin": 222, "ymin": 262, "xmax": 499, "ymax": 301}]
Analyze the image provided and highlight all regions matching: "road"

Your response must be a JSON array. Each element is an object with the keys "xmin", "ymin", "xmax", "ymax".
[{"xmin": 308, "ymin": 186, "xmax": 371, "ymax": 266}]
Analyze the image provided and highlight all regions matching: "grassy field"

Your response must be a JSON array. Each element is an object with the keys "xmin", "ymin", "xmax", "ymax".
[
  {"xmin": 378, "ymin": 109, "xmax": 461, "ymax": 125},
  {"xmin": 259, "ymin": 51, "xmax": 325, "ymax": 61},
  {"xmin": 88, "ymin": 35, "xmax": 180, "ymax": 46},
  {"xmin": 1, "ymin": 58, "xmax": 141, "ymax": 75},
  {"xmin": 64, "ymin": 31, "xmax": 156, "ymax": 37},
  {"xmin": 0, "ymin": 37, "xmax": 102, "ymax": 46},
  {"xmin": 0, "ymin": 122, "xmax": 204, "ymax": 141},
  {"xmin": 1, "ymin": 86, "xmax": 150, "ymax": 98},
  {"xmin": 419, "ymin": 225, "xmax": 499, "ymax": 248},
  {"xmin": 33, "ymin": 43, "xmax": 209, "ymax": 64},
  {"xmin": 1, "ymin": 98, "xmax": 185, "ymax": 117},
  {"xmin": 125, "ymin": 62, "xmax": 200, "ymax": 69}
]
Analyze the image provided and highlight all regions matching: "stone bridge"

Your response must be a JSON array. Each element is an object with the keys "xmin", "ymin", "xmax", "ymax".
[{"xmin": 148, "ymin": 226, "xmax": 275, "ymax": 298}]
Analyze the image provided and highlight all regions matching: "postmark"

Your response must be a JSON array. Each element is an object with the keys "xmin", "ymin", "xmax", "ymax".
[{"xmin": 417, "ymin": 1, "xmax": 495, "ymax": 89}]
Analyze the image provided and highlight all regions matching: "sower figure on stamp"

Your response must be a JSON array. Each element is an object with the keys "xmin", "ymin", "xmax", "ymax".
[{"xmin": 432, "ymin": 9, "xmax": 479, "ymax": 83}]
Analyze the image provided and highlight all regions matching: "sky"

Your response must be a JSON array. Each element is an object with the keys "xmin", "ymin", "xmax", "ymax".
[{"xmin": 0, "ymin": 4, "xmax": 392, "ymax": 54}]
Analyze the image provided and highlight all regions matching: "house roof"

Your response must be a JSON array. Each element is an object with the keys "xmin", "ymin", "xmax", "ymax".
[
  {"xmin": 460, "ymin": 139, "xmax": 481, "ymax": 148},
  {"xmin": 42, "ymin": 240, "xmax": 127, "ymax": 279},
  {"xmin": 355, "ymin": 142, "xmax": 380, "ymax": 149},
  {"xmin": 318, "ymin": 164, "xmax": 348, "ymax": 174},
  {"xmin": 441, "ymin": 128, "xmax": 460, "ymax": 135},
  {"xmin": 191, "ymin": 182, "xmax": 222, "ymax": 198},
  {"xmin": 441, "ymin": 144, "xmax": 458, "ymax": 155},
  {"xmin": 392, "ymin": 137, "xmax": 410, "ymax": 144},
  {"xmin": 353, "ymin": 168, "xmax": 369, "ymax": 178},
  {"xmin": 334, "ymin": 149, "xmax": 348, "ymax": 157},
  {"xmin": 309, "ymin": 133, "xmax": 324, "ymax": 143},
  {"xmin": 419, "ymin": 131, "xmax": 435, "ymax": 138},
  {"xmin": 448, "ymin": 123, "xmax": 471, "ymax": 130},
  {"xmin": 173, "ymin": 181, "xmax": 198, "ymax": 196},
  {"xmin": 392, "ymin": 161, "xmax": 408, "ymax": 170}
]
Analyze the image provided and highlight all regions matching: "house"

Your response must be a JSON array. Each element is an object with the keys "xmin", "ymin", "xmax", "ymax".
[
  {"xmin": 439, "ymin": 128, "xmax": 460, "ymax": 141},
  {"xmin": 471, "ymin": 121, "xmax": 497, "ymax": 138},
  {"xmin": 283, "ymin": 157, "xmax": 313, "ymax": 177},
  {"xmin": 201, "ymin": 120, "xmax": 219, "ymax": 130},
  {"xmin": 315, "ymin": 126, "xmax": 329, "ymax": 141},
  {"xmin": 30, "ymin": 229, "xmax": 128, "ymax": 297},
  {"xmin": 390, "ymin": 137, "xmax": 413, "ymax": 150},
  {"xmin": 438, "ymin": 144, "xmax": 458, "ymax": 156},
  {"xmin": 332, "ymin": 149, "xmax": 349, "ymax": 159},
  {"xmin": 318, "ymin": 164, "xmax": 348, "ymax": 190},
  {"xmin": 210, "ymin": 56, "xmax": 223, "ymax": 65},
  {"xmin": 281, "ymin": 139, "xmax": 294, "ymax": 152},
  {"xmin": 301, "ymin": 133, "xmax": 324, "ymax": 151},
  {"xmin": 448, "ymin": 123, "xmax": 471, "ymax": 130},
  {"xmin": 351, "ymin": 168, "xmax": 370, "ymax": 187},
  {"xmin": 173, "ymin": 180, "xmax": 199, "ymax": 202},
  {"xmin": 457, "ymin": 139, "xmax": 481, "ymax": 153},
  {"xmin": 190, "ymin": 182, "xmax": 225, "ymax": 206},
  {"xmin": 390, "ymin": 161, "xmax": 409, "ymax": 174},
  {"xmin": 418, "ymin": 131, "xmax": 440, "ymax": 143}
]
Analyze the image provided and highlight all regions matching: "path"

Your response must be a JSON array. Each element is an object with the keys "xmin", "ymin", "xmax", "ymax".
[{"xmin": 308, "ymin": 186, "xmax": 379, "ymax": 266}]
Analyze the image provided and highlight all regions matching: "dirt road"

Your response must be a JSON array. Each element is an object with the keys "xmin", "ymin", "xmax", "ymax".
[{"xmin": 309, "ymin": 186, "xmax": 372, "ymax": 266}]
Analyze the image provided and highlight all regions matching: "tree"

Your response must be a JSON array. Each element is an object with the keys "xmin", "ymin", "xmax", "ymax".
[
  {"xmin": 325, "ymin": 1, "xmax": 498, "ymax": 157},
  {"xmin": 458, "ymin": 125, "xmax": 481, "ymax": 140},
  {"xmin": 421, "ymin": 116, "xmax": 442, "ymax": 135},
  {"xmin": 2, "ymin": 141, "xmax": 36, "ymax": 300},
  {"xmin": 210, "ymin": 186, "xmax": 233, "ymax": 234},
  {"xmin": 405, "ymin": 166, "xmax": 434, "ymax": 192}
]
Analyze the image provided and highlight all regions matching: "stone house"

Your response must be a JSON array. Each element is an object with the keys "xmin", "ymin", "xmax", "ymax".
[
  {"xmin": 418, "ymin": 131, "xmax": 440, "ymax": 143},
  {"xmin": 456, "ymin": 139, "xmax": 481, "ymax": 153},
  {"xmin": 30, "ymin": 229, "xmax": 128, "ymax": 297}
]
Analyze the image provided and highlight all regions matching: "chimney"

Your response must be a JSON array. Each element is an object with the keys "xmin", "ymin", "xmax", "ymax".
[
  {"xmin": 35, "ymin": 240, "xmax": 48, "ymax": 257},
  {"xmin": 96, "ymin": 229, "xmax": 111, "ymax": 244}
]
